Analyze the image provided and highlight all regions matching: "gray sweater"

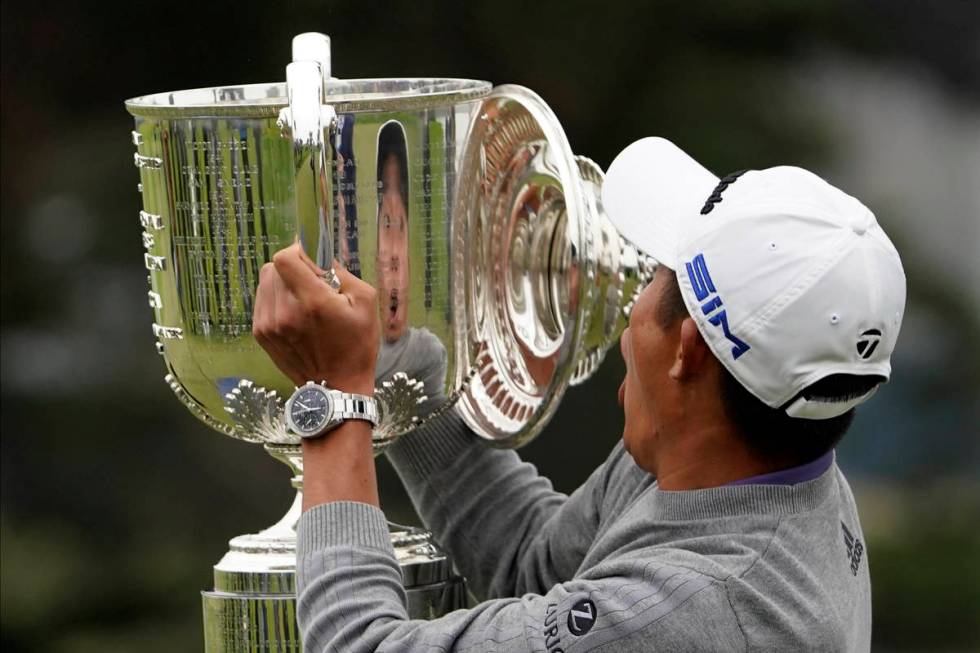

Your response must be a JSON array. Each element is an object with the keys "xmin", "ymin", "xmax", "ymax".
[{"xmin": 297, "ymin": 412, "xmax": 871, "ymax": 651}]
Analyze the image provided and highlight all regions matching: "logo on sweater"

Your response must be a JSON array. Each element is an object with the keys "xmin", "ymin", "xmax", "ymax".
[
  {"xmin": 543, "ymin": 603, "xmax": 563, "ymax": 652},
  {"xmin": 567, "ymin": 599, "xmax": 597, "ymax": 636},
  {"xmin": 841, "ymin": 521, "xmax": 864, "ymax": 576}
]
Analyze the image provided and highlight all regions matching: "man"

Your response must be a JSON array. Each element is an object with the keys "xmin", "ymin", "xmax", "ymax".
[{"xmin": 253, "ymin": 137, "xmax": 905, "ymax": 651}]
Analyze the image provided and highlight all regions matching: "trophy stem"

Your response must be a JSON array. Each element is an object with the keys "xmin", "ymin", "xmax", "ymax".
[{"xmin": 570, "ymin": 156, "xmax": 657, "ymax": 385}]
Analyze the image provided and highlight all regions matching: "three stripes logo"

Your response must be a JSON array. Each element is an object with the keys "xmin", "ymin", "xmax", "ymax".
[
  {"xmin": 856, "ymin": 328, "xmax": 882, "ymax": 360},
  {"xmin": 841, "ymin": 521, "xmax": 864, "ymax": 576}
]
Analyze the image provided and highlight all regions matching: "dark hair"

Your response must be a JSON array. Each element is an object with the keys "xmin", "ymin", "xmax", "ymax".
[
  {"xmin": 656, "ymin": 268, "xmax": 883, "ymax": 468},
  {"xmin": 377, "ymin": 122, "xmax": 409, "ymax": 206}
]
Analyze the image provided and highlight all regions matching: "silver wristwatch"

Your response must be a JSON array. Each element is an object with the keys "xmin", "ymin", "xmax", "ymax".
[{"xmin": 284, "ymin": 381, "xmax": 379, "ymax": 440}]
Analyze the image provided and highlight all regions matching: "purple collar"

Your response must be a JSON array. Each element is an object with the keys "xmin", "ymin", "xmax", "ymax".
[{"xmin": 725, "ymin": 450, "xmax": 835, "ymax": 487}]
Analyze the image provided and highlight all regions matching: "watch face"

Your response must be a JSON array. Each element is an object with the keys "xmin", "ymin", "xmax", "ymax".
[{"xmin": 289, "ymin": 386, "xmax": 332, "ymax": 434}]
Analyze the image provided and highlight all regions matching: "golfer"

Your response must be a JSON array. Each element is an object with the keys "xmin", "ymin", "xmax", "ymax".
[{"xmin": 253, "ymin": 137, "xmax": 905, "ymax": 651}]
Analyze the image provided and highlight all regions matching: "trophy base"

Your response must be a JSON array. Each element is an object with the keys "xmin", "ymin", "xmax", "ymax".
[
  {"xmin": 202, "ymin": 575, "xmax": 467, "ymax": 652},
  {"xmin": 201, "ymin": 504, "xmax": 467, "ymax": 652}
]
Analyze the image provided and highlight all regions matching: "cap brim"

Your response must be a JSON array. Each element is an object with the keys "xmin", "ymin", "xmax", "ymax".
[{"xmin": 602, "ymin": 137, "xmax": 719, "ymax": 269}]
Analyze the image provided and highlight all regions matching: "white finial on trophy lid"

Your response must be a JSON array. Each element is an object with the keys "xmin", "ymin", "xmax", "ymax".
[{"xmin": 292, "ymin": 32, "xmax": 332, "ymax": 81}]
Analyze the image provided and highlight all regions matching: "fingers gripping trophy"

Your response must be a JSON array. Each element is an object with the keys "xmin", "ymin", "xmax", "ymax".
[{"xmin": 126, "ymin": 32, "xmax": 655, "ymax": 652}]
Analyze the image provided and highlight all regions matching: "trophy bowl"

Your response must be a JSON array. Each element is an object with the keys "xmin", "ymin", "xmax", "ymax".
[{"xmin": 125, "ymin": 32, "xmax": 654, "ymax": 652}]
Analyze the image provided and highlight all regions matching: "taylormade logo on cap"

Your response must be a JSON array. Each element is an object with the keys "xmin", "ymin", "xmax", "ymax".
[{"xmin": 602, "ymin": 137, "xmax": 906, "ymax": 420}]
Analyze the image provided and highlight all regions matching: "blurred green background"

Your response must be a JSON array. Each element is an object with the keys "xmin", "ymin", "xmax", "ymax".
[{"xmin": 2, "ymin": 1, "xmax": 978, "ymax": 651}]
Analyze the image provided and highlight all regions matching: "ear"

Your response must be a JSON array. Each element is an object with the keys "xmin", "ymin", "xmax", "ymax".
[{"xmin": 669, "ymin": 318, "xmax": 713, "ymax": 381}]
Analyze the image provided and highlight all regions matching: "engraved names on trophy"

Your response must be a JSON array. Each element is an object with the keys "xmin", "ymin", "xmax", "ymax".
[
  {"xmin": 140, "ymin": 210, "xmax": 163, "ymax": 230},
  {"xmin": 333, "ymin": 116, "xmax": 361, "ymax": 276},
  {"xmin": 410, "ymin": 137, "xmax": 451, "ymax": 313},
  {"xmin": 167, "ymin": 127, "xmax": 286, "ymax": 340},
  {"xmin": 134, "ymin": 152, "xmax": 162, "ymax": 168},
  {"xmin": 133, "ymin": 128, "xmax": 172, "ymax": 352},
  {"xmin": 140, "ymin": 118, "xmax": 459, "ymax": 348},
  {"xmin": 144, "ymin": 253, "xmax": 166, "ymax": 271},
  {"xmin": 421, "ymin": 114, "xmax": 434, "ymax": 309}
]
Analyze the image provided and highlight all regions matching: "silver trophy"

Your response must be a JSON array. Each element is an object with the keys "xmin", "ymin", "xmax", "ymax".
[{"xmin": 126, "ymin": 32, "xmax": 654, "ymax": 652}]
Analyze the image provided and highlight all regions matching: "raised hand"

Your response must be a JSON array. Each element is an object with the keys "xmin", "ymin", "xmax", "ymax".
[{"xmin": 252, "ymin": 242, "xmax": 380, "ymax": 395}]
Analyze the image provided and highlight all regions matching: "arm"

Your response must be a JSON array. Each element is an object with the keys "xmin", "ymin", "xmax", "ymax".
[
  {"xmin": 252, "ymin": 244, "xmax": 382, "ymax": 510},
  {"xmin": 254, "ymin": 243, "xmax": 627, "ymax": 599},
  {"xmin": 297, "ymin": 501, "xmax": 743, "ymax": 653},
  {"xmin": 386, "ymin": 412, "xmax": 629, "ymax": 599}
]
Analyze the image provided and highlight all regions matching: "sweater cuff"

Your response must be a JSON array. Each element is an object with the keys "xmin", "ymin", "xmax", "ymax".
[
  {"xmin": 297, "ymin": 501, "xmax": 394, "ymax": 556},
  {"xmin": 385, "ymin": 409, "xmax": 478, "ymax": 479}
]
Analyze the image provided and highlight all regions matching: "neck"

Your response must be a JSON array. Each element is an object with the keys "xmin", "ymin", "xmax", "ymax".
[{"xmin": 651, "ymin": 423, "xmax": 776, "ymax": 491}]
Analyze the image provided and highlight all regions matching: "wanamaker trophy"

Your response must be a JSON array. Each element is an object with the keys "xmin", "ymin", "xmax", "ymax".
[{"xmin": 125, "ymin": 32, "xmax": 655, "ymax": 652}]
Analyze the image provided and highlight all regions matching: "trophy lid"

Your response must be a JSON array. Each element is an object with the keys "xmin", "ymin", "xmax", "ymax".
[{"xmin": 125, "ymin": 78, "xmax": 492, "ymax": 118}]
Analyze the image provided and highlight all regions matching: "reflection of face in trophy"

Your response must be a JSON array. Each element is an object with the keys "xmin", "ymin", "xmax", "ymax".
[
  {"xmin": 125, "ymin": 32, "xmax": 655, "ymax": 652},
  {"xmin": 376, "ymin": 124, "xmax": 411, "ymax": 343},
  {"xmin": 372, "ymin": 122, "xmax": 449, "ymax": 416}
]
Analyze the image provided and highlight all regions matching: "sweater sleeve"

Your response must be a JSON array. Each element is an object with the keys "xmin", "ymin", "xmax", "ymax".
[
  {"xmin": 296, "ymin": 501, "xmax": 744, "ymax": 653},
  {"xmin": 383, "ymin": 410, "xmax": 627, "ymax": 599}
]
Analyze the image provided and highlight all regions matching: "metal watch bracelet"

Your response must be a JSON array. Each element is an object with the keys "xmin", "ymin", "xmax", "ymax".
[{"xmin": 329, "ymin": 390, "xmax": 379, "ymax": 427}]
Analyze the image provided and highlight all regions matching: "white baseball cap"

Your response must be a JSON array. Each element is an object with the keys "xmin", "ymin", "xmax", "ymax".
[{"xmin": 602, "ymin": 137, "xmax": 906, "ymax": 419}]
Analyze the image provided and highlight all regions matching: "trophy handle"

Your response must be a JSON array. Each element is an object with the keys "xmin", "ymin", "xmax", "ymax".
[{"xmin": 278, "ymin": 58, "xmax": 341, "ymax": 290}]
